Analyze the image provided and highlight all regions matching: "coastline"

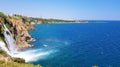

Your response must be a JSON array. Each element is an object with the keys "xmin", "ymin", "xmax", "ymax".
[
  {"xmin": 0, "ymin": 12, "xmax": 77, "ymax": 66},
  {"xmin": 0, "ymin": 13, "xmax": 37, "ymax": 63}
]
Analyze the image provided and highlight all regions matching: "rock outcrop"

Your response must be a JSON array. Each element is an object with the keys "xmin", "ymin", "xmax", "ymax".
[
  {"xmin": 0, "ymin": 15, "xmax": 35, "ymax": 50},
  {"xmin": 0, "ymin": 13, "xmax": 35, "ymax": 62}
]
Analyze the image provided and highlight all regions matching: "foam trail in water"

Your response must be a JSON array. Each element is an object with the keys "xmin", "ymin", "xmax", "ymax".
[
  {"xmin": 0, "ymin": 41, "xmax": 57, "ymax": 62},
  {"xmin": 13, "ymin": 49, "xmax": 58, "ymax": 62}
]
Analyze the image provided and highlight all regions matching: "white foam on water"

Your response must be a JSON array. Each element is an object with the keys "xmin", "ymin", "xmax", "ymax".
[
  {"xmin": 43, "ymin": 44, "xmax": 48, "ymax": 47},
  {"xmin": 13, "ymin": 49, "xmax": 58, "ymax": 62},
  {"xmin": 0, "ymin": 41, "xmax": 58, "ymax": 62},
  {"xmin": 45, "ymin": 38, "xmax": 70, "ymax": 45}
]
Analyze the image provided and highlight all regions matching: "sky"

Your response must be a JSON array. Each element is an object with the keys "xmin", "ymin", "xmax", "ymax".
[{"xmin": 0, "ymin": 0, "xmax": 120, "ymax": 20}]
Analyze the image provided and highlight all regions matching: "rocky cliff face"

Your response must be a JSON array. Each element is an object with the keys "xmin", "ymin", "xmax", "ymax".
[
  {"xmin": 8, "ymin": 18, "xmax": 34, "ymax": 49},
  {"xmin": 0, "ymin": 15, "xmax": 35, "ymax": 49},
  {"xmin": 0, "ymin": 14, "xmax": 35, "ymax": 62}
]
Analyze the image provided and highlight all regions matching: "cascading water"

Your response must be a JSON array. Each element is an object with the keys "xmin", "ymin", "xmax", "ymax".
[{"xmin": 3, "ymin": 24, "xmax": 18, "ymax": 55}]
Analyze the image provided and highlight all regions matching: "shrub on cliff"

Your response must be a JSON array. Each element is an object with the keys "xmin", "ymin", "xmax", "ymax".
[
  {"xmin": 13, "ymin": 58, "xmax": 25, "ymax": 63},
  {"xmin": 0, "ymin": 48, "xmax": 8, "ymax": 57},
  {"xmin": 0, "ymin": 25, "xmax": 4, "ymax": 35},
  {"xmin": 0, "ymin": 12, "xmax": 6, "ymax": 18},
  {"xmin": 0, "ymin": 61, "xmax": 5, "ymax": 64}
]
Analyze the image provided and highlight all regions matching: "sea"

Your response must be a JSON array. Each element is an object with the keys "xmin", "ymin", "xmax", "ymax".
[{"xmin": 28, "ymin": 21, "xmax": 120, "ymax": 67}]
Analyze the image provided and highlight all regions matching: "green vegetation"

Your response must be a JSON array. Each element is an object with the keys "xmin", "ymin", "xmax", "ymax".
[
  {"xmin": 35, "ymin": 18, "xmax": 74, "ymax": 24},
  {"xmin": 13, "ymin": 14, "xmax": 31, "ymax": 22},
  {"xmin": 0, "ymin": 22, "xmax": 4, "ymax": 35},
  {"xmin": 13, "ymin": 14, "xmax": 75, "ymax": 24},
  {"xmin": 0, "ymin": 24, "xmax": 5, "ymax": 44},
  {"xmin": 13, "ymin": 58, "xmax": 25, "ymax": 63},
  {"xmin": 0, "ymin": 12, "xmax": 6, "ymax": 18},
  {"xmin": 0, "ymin": 47, "xmax": 9, "ymax": 57},
  {"xmin": 0, "ymin": 35, "xmax": 4, "ymax": 42},
  {"xmin": 1, "ymin": 12, "xmax": 77, "ymax": 25},
  {"xmin": 0, "ymin": 61, "xmax": 42, "ymax": 67}
]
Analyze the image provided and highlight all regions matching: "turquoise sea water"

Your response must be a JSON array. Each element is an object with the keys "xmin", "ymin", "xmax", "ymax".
[{"xmin": 29, "ymin": 21, "xmax": 120, "ymax": 67}]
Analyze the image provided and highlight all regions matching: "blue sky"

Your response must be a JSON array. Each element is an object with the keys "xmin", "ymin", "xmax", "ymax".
[{"xmin": 0, "ymin": 0, "xmax": 120, "ymax": 20}]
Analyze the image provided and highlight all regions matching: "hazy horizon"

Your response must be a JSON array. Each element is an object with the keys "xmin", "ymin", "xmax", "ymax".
[{"xmin": 0, "ymin": 0, "xmax": 120, "ymax": 20}]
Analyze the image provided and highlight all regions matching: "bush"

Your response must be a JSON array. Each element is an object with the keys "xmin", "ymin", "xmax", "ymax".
[
  {"xmin": 0, "ymin": 61, "xmax": 5, "ymax": 64},
  {"xmin": 0, "ymin": 12, "xmax": 6, "ymax": 18},
  {"xmin": 13, "ymin": 58, "xmax": 25, "ymax": 63},
  {"xmin": 0, "ymin": 48, "xmax": 8, "ymax": 56},
  {"xmin": 0, "ymin": 25, "xmax": 4, "ymax": 34}
]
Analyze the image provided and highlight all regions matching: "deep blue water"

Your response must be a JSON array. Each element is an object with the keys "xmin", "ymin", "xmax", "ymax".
[{"xmin": 29, "ymin": 21, "xmax": 120, "ymax": 67}]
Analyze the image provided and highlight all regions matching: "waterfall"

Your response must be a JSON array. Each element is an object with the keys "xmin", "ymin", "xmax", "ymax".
[{"xmin": 3, "ymin": 24, "xmax": 18, "ymax": 55}]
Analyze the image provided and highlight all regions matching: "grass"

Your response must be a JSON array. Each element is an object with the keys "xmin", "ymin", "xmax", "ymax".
[{"xmin": 0, "ymin": 61, "xmax": 42, "ymax": 67}]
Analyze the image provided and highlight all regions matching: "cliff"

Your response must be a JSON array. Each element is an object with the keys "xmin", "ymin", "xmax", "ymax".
[
  {"xmin": 0, "ymin": 12, "xmax": 42, "ymax": 67},
  {"xmin": 0, "ymin": 12, "xmax": 73, "ymax": 66},
  {"xmin": 0, "ymin": 14, "xmax": 35, "ymax": 49}
]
